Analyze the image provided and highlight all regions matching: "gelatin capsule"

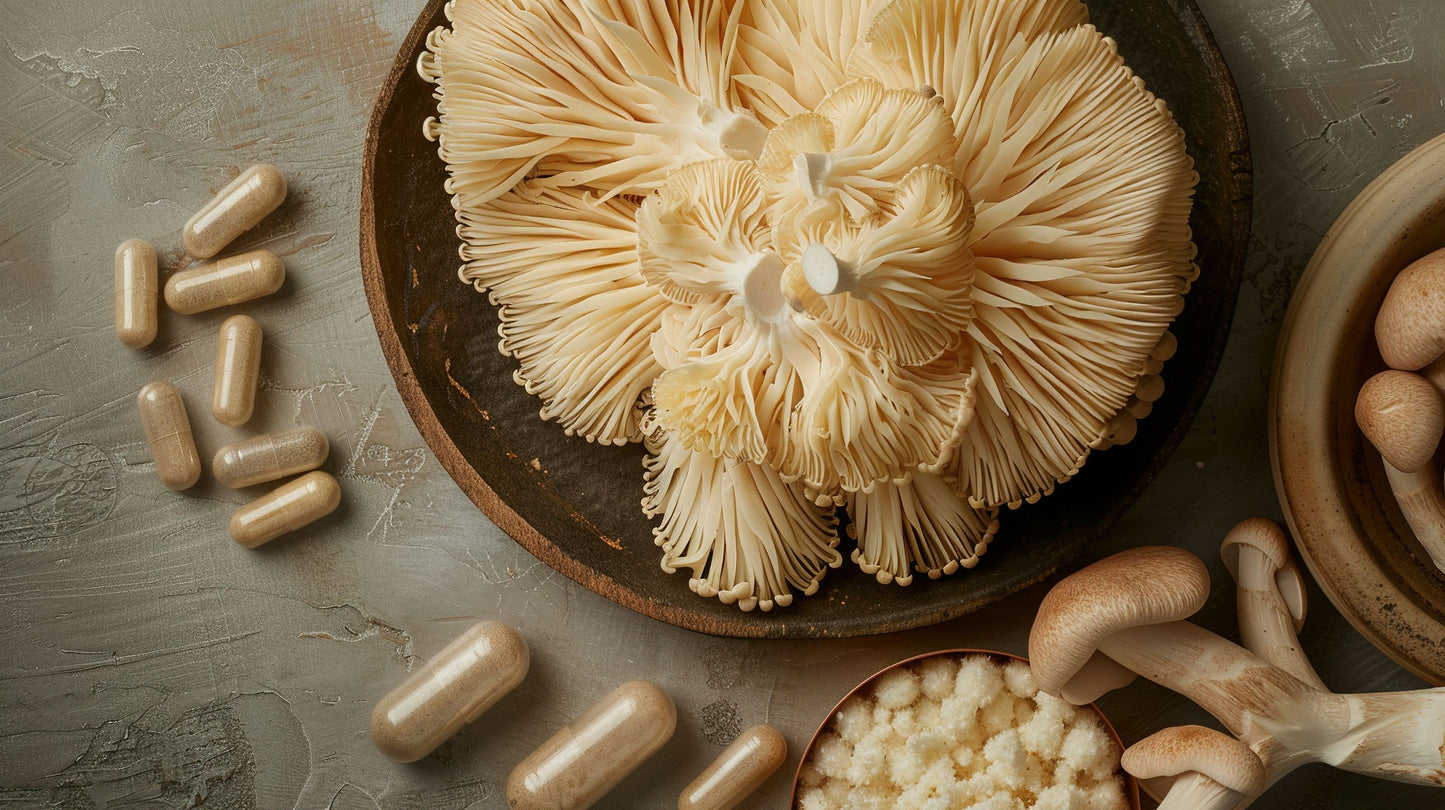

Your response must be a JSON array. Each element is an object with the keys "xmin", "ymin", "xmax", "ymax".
[
  {"xmin": 229, "ymin": 470, "xmax": 340, "ymax": 548},
  {"xmin": 164, "ymin": 249, "xmax": 285, "ymax": 314},
  {"xmin": 115, "ymin": 239, "xmax": 158, "ymax": 348},
  {"xmin": 137, "ymin": 381, "xmax": 200, "ymax": 490},
  {"xmin": 370, "ymin": 621, "xmax": 530, "ymax": 763},
  {"xmin": 183, "ymin": 164, "xmax": 287, "ymax": 259},
  {"xmin": 678, "ymin": 725, "xmax": 787, "ymax": 810},
  {"xmin": 212, "ymin": 315, "xmax": 262, "ymax": 426},
  {"xmin": 507, "ymin": 680, "xmax": 676, "ymax": 810},
  {"xmin": 213, "ymin": 427, "xmax": 329, "ymax": 489}
]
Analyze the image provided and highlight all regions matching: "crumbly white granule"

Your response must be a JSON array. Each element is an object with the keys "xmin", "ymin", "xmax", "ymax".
[{"xmin": 797, "ymin": 656, "xmax": 1129, "ymax": 809}]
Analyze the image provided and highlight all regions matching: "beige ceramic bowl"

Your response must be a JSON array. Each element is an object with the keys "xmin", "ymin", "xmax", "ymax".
[
  {"xmin": 1271, "ymin": 132, "xmax": 1445, "ymax": 685},
  {"xmin": 791, "ymin": 649, "xmax": 1140, "ymax": 809}
]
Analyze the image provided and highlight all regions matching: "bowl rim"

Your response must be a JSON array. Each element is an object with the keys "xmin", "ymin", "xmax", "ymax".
[
  {"xmin": 1269, "ymin": 131, "xmax": 1445, "ymax": 685},
  {"xmin": 788, "ymin": 648, "xmax": 1141, "ymax": 809}
]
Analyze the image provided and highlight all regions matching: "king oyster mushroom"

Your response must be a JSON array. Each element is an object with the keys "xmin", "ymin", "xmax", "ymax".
[
  {"xmin": 421, "ymin": 0, "xmax": 1198, "ymax": 608},
  {"xmin": 1029, "ymin": 527, "xmax": 1445, "ymax": 803}
]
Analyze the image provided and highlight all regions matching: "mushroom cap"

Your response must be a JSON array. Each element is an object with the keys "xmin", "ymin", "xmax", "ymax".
[
  {"xmin": 1354, "ymin": 369, "xmax": 1444, "ymax": 473},
  {"xmin": 1219, "ymin": 517, "xmax": 1306, "ymax": 631},
  {"xmin": 1376, "ymin": 246, "xmax": 1445, "ymax": 371},
  {"xmin": 1121, "ymin": 725, "xmax": 1266, "ymax": 800},
  {"xmin": 1029, "ymin": 546, "xmax": 1209, "ymax": 697}
]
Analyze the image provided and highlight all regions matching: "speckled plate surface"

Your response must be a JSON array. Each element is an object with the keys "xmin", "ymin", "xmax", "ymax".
[
  {"xmin": 360, "ymin": 0, "xmax": 1250, "ymax": 637},
  {"xmin": 1271, "ymin": 132, "xmax": 1445, "ymax": 685}
]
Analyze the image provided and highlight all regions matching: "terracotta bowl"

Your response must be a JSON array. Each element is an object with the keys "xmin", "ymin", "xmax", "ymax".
[
  {"xmin": 1271, "ymin": 132, "xmax": 1445, "ymax": 685},
  {"xmin": 791, "ymin": 649, "xmax": 1141, "ymax": 809},
  {"xmin": 360, "ymin": 0, "xmax": 1250, "ymax": 637}
]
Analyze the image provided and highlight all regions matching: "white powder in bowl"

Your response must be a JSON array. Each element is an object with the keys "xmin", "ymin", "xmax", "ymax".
[{"xmin": 796, "ymin": 654, "xmax": 1129, "ymax": 810}]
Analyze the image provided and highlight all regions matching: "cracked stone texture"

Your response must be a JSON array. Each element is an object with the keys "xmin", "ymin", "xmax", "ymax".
[{"xmin": 1, "ymin": 0, "xmax": 1443, "ymax": 808}]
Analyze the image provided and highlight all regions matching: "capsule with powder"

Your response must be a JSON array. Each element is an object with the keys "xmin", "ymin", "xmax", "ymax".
[
  {"xmin": 114, "ymin": 239, "xmax": 158, "ymax": 348},
  {"xmin": 229, "ymin": 470, "xmax": 340, "ymax": 548},
  {"xmin": 370, "ymin": 620, "xmax": 530, "ymax": 763},
  {"xmin": 183, "ymin": 163, "xmax": 287, "ymax": 259},
  {"xmin": 212, "ymin": 315, "xmax": 262, "ymax": 426},
  {"xmin": 507, "ymin": 680, "xmax": 676, "ymax": 810},
  {"xmin": 679, "ymin": 724, "xmax": 788, "ymax": 810},
  {"xmin": 164, "ymin": 249, "xmax": 285, "ymax": 315},
  {"xmin": 137, "ymin": 381, "xmax": 201, "ymax": 491},
  {"xmin": 213, "ymin": 427, "xmax": 329, "ymax": 489}
]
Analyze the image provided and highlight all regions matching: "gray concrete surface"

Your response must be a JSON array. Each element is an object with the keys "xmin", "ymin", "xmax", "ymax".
[{"xmin": 2, "ymin": 0, "xmax": 1443, "ymax": 807}]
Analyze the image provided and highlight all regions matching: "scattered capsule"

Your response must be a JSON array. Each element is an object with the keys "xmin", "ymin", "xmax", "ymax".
[
  {"xmin": 678, "ymin": 725, "xmax": 787, "ymax": 810},
  {"xmin": 211, "ymin": 315, "xmax": 263, "ymax": 426},
  {"xmin": 229, "ymin": 470, "xmax": 340, "ymax": 548},
  {"xmin": 1134, "ymin": 373, "xmax": 1166, "ymax": 403},
  {"xmin": 508, "ymin": 681, "xmax": 676, "ymax": 810},
  {"xmin": 213, "ymin": 427, "xmax": 329, "ymax": 489},
  {"xmin": 164, "ymin": 249, "xmax": 284, "ymax": 314},
  {"xmin": 183, "ymin": 164, "xmax": 287, "ymax": 259},
  {"xmin": 114, "ymin": 239, "xmax": 158, "ymax": 348},
  {"xmin": 137, "ymin": 381, "xmax": 201, "ymax": 490},
  {"xmin": 370, "ymin": 621, "xmax": 530, "ymax": 763}
]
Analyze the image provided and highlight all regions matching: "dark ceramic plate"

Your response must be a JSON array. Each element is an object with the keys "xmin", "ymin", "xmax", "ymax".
[{"xmin": 360, "ymin": 0, "xmax": 1250, "ymax": 637}]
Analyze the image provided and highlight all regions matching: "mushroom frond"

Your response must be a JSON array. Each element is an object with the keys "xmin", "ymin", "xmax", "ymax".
[
  {"xmin": 459, "ymin": 184, "xmax": 669, "ymax": 444},
  {"xmin": 733, "ymin": 0, "xmax": 885, "ymax": 128},
  {"xmin": 943, "ymin": 26, "xmax": 1196, "ymax": 507},
  {"xmin": 848, "ymin": 472, "xmax": 1000, "ymax": 585},
  {"xmin": 847, "ymin": 0, "xmax": 1088, "ymax": 158},
  {"xmin": 651, "ymin": 318, "xmax": 802, "ymax": 465},
  {"xmin": 779, "ymin": 319, "xmax": 976, "ymax": 500},
  {"xmin": 778, "ymin": 163, "xmax": 977, "ymax": 365},
  {"xmin": 427, "ymin": 0, "xmax": 762, "ymax": 205},
  {"xmin": 642, "ymin": 423, "xmax": 842, "ymax": 611},
  {"xmin": 757, "ymin": 78, "xmax": 958, "ymax": 222},
  {"xmin": 636, "ymin": 160, "xmax": 779, "ymax": 311}
]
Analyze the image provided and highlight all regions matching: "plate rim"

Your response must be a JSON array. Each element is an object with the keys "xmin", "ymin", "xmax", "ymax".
[{"xmin": 360, "ymin": 0, "xmax": 1252, "ymax": 638}]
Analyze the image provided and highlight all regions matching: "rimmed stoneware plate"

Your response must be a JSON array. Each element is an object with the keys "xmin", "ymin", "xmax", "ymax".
[
  {"xmin": 360, "ymin": 0, "xmax": 1250, "ymax": 637},
  {"xmin": 1271, "ymin": 132, "xmax": 1445, "ymax": 685},
  {"xmin": 790, "ymin": 650, "xmax": 1141, "ymax": 808}
]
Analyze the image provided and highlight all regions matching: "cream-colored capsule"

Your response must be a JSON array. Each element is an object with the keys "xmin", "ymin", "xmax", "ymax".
[
  {"xmin": 229, "ymin": 470, "xmax": 340, "ymax": 548},
  {"xmin": 370, "ymin": 621, "xmax": 530, "ymax": 763},
  {"xmin": 115, "ymin": 239, "xmax": 158, "ymax": 348},
  {"xmin": 212, "ymin": 315, "xmax": 262, "ymax": 426},
  {"xmin": 679, "ymin": 725, "xmax": 787, "ymax": 810},
  {"xmin": 183, "ymin": 164, "xmax": 287, "ymax": 259},
  {"xmin": 137, "ymin": 381, "xmax": 200, "ymax": 490},
  {"xmin": 213, "ymin": 427, "xmax": 329, "ymax": 489},
  {"xmin": 508, "ymin": 680, "xmax": 676, "ymax": 810},
  {"xmin": 164, "ymin": 249, "xmax": 284, "ymax": 314}
]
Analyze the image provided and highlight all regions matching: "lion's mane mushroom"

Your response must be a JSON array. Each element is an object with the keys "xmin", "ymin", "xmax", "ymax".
[
  {"xmin": 424, "ymin": 0, "xmax": 1199, "ymax": 609},
  {"xmin": 1029, "ymin": 527, "xmax": 1445, "ymax": 805},
  {"xmin": 1122, "ymin": 725, "xmax": 1266, "ymax": 810},
  {"xmin": 1355, "ymin": 369, "xmax": 1445, "ymax": 572}
]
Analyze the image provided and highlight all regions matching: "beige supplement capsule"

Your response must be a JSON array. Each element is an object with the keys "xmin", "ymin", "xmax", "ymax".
[
  {"xmin": 114, "ymin": 239, "xmax": 158, "ymax": 348},
  {"xmin": 211, "ymin": 315, "xmax": 262, "ymax": 426},
  {"xmin": 370, "ymin": 621, "xmax": 530, "ymax": 763},
  {"xmin": 137, "ymin": 381, "xmax": 201, "ymax": 490},
  {"xmin": 183, "ymin": 164, "xmax": 288, "ymax": 259},
  {"xmin": 678, "ymin": 725, "xmax": 787, "ymax": 810},
  {"xmin": 213, "ymin": 427, "xmax": 329, "ymax": 489},
  {"xmin": 508, "ymin": 680, "xmax": 676, "ymax": 810},
  {"xmin": 164, "ymin": 249, "xmax": 285, "ymax": 314},
  {"xmin": 229, "ymin": 470, "xmax": 340, "ymax": 548}
]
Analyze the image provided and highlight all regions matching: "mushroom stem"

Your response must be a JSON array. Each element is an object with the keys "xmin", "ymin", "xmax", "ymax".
[
  {"xmin": 1221, "ymin": 520, "xmax": 1324, "ymax": 690},
  {"xmin": 800, "ymin": 244, "xmax": 860, "ymax": 296},
  {"xmin": 1097, "ymin": 622, "xmax": 1445, "ymax": 787},
  {"xmin": 1231, "ymin": 542, "xmax": 1324, "ymax": 690},
  {"xmin": 1383, "ymin": 461, "xmax": 1445, "ymax": 572},
  {"xmin": 1154, "ymin": 771, "xmax": 1248, "ymax": 810}
]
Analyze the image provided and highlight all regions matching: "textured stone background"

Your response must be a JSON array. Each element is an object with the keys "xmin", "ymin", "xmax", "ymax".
[{"xmin": 2, "ymin": 0, "xmax": 1443, "ymax": 807}]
